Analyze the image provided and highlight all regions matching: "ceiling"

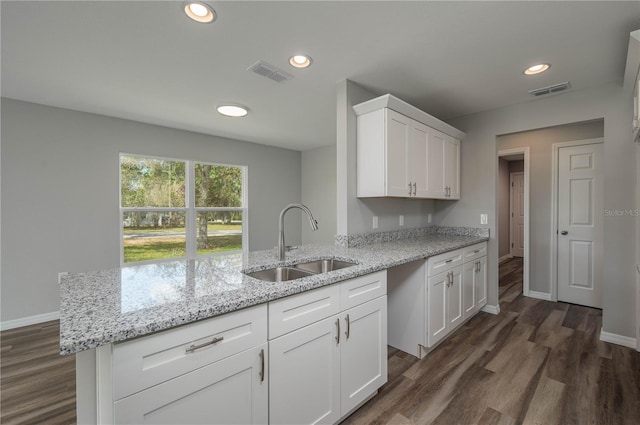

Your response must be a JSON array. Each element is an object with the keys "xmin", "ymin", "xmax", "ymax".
[{"xmin": 2, "ymin": 1, "xmax": 639, "ymax": 151}]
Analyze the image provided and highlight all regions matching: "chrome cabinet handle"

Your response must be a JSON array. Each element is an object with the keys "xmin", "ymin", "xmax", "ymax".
[
  {"xmin": 561, "ymin": 230, "xmax": 568, "ymax": 235},
  {"xmin": 475, "ymin": 261, "xmax": 480, "ymax": 273},
  {"xmin": 185, "ymin": 336, "xmax": 224, "ymax": 354},
  {"xmin": 345, "ymin": 314, "xmax": 350, "ymax": 340},
  {"xmin": 259, "ymin": 349, "xmax": 265, "ymax": 382},
  {"xmin": 446, "ymin": 259, "xmax": 453, "ymax": 263},
  {"xmin": 408, "ymin": 182, "xmax": 412, "ymax": 196},
  {"xmin": 335, "ymin": 318, "xmax": 340, "ymax": 345},
  {"xmin": 413, "ymin": 182, "xmax": 417, "ymax": 196}
]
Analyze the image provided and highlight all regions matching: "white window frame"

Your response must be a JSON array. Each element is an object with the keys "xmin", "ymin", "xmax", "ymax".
[{"xmin": 119, "ymin": 153, "xmax": 248, "ymax": 266}]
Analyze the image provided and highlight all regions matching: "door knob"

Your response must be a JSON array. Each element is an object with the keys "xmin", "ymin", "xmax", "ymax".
[{"xmin": 560, "ymin": 230, "xmax": 568, "ymax": 235}]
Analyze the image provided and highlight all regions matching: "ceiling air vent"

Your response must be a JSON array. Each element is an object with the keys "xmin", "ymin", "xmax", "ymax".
[
  {"xmin": 528, "ymin": 82, "xmax": 571, "ymax": 97},
  {"xmin": 247, "ymin": 60, "xmax": 294, "ymax": 83}
]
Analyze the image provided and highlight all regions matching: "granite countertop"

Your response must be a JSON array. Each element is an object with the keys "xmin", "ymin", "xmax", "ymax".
[{"xmin": 59, "ymin": 227, "xmax": 489, "ymax": 355}]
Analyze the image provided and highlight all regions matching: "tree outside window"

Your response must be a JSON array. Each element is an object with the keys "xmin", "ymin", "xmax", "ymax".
[{"xmin": 120, "ymin": 154, "xmax": 246, "ymax": 264}]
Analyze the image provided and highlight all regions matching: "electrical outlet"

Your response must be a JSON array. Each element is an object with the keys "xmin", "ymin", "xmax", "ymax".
[
  {"xmin": 480, "ymin": 214, "xmax": 488, "ymax": 225},
  {"xmin": 372, "ymin": 216, "xmax": 378, "ymax": 229},
  {"xmin": 427, "ymin": 213, "xmax": 432, "ymax": 224},
  {"xmin": 399, "ymin": 215, "xmax": 404, "ymax": 226}
]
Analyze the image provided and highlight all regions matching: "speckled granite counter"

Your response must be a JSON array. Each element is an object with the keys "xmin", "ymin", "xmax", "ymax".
[{"xmin": 60, "ymin": 228, "xmax": 488, "ymax": 355}]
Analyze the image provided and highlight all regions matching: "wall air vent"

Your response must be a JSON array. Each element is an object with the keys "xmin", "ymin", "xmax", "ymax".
[
  {"xmin": 247, "ymin": 60, "xmax": 294, "ymax": 83},
  {"xmin": 528, "ymin": 82, "xmax": 571, "ymax": 97}
]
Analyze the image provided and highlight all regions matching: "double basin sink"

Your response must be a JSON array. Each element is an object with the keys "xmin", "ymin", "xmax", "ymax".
[{"xmin": 245, "ymin": 259, "xmax": 357, "ymax": 282}]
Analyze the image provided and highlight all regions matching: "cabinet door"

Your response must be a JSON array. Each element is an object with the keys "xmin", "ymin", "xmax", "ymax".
[
  {"xmin": 427, "ymin": 271, "xmax": 448, "ymax": 347},
  {"xmin": 114, "ymin": 344, "xmax": 268, "ymax": 425},
  {"xmin": 475, "ymin": 256, "xmax": 488, "ymax": 309},
  {"xmin": 462, "ymin": 261, "xmax": 476, "ymax": 320},
  {"xmin": 444, "ymin": 136, "xmax": 460, "ymax": 199},
  {"xmin": 448, "ymin": 266, "xmax": 463, "ymax": 329},
  {"xmin": 427, "ymin": 128, "xmax": 447, "ymax": 198},
  {"xmin": 385, "ymin": 109, "xmax": 412, "ymax": 197},
  {"xmin": 410, "ymin": 120, "xmax": 430, "ymax": 198},
  {"xmin": 340, "ymin": 296, "xmax": 388, "ymax": 416},
  {"xmin": 269, "ymin": 315, "xmax": 341, "ymax": 425}
]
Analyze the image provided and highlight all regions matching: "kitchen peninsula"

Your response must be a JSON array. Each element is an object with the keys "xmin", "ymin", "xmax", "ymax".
[{"xmin": 61, "ymin": 226, "xmax": 488, "ymax": 424}]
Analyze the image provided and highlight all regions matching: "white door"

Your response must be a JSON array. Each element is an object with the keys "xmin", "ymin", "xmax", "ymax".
[
  {"xmin": 448, "ymin": 266, "xmax": 463, "ymax": 329},
  {"xmin": 411, "ymin": 120, "xmax": 430, "ymax": 198},
  {"xmin": 385, "ymin": 109, "xmax": 411, "ymax": 197},
  {"xmin": 269, "ymin": 315, "xmax": 341, "ymax": 425},
  {"xmin": 510, "ymin": 172, "xmax": 525, "ymax": 257},
  {"xmin": 427, "ymin": 128, "xmax": 447, "ymax": 198},
  {"xmin": 114, "ymin": 344, "xmax": 268, "ymax": 424},
  {"xmin": 444, "ymin": 136, "xmax": 460, "ymax": 199},
  {"xmin": 427, "ymin": 271, "xmax": 448, "ymax": 347},
  {"xmin": 340, "ymin": 297, "xmax": 387, "ymax": 416},
  {"xmin": 475, "ymin": 256, "xmax": 488, "ymax": 309},
  {"xmin": 557, "ymin": 143, "xmax": 604, "ymax": 308},
  {"xmin": 462, "ymin": 261, "xmax": 476, "ymax": 320}
]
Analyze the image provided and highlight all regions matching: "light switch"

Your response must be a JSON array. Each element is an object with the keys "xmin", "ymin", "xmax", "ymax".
[
  {"xmin": 399, "ymin": 215, "xmax": 404, "ymax": 226},
  {"xmin": 427, "ymin": 213, "xmax": 432, "ymax": 224},
  {"xmin": 480, "ymin": 214, "xmax": 488, "ymax": 225},
  {"xmin": 372, "ymin": 216, "xmax": 378, "ymax": 229}
]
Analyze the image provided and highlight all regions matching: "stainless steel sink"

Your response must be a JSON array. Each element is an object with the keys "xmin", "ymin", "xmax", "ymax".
[
  {"xmin": 293, "ymin": 259, "xmax": 357, "ymax": 274},
  {"xmin": 244, "ymin": 267, "xmax": 315, "ymax": 282}
]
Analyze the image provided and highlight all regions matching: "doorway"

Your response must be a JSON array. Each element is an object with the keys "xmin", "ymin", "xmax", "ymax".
[
  {"xmin": 498, "ymin": 148, "xmax": 529, "ymax": 302},
  {"xmin": 551, "ymin": 138, "xmax": 604, "ymax": 308}
]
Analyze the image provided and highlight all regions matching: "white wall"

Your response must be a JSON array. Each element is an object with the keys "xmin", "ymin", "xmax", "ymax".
[
  {"xmin": 336, "ymin": 80, "xmax": 435, "ymax": 236},
  {"xmin": 301, "ymin": 145, "xmax": 337, "ymax": 244},
  {"xmin": 498, "ymin": 121, "xmax": 604, "ymax": 294},
  {"xmin": 1, "ymin": 99, "xmax": 303, "ymax": 323},
  {"xmin": 442, "ymin": 82, "xmax": 636, "ymax": 339}
]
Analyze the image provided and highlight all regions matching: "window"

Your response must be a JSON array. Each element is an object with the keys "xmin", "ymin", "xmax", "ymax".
[{"xmin": 120, "ymin": 154, "xmax": 246, "ymax": 264}]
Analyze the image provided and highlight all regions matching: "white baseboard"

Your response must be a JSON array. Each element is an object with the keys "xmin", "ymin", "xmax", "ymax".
[
  {"xmin": 498, "ymin": 254, "xmax": 513, "ymax": 264},
  {"xmin": 0, "ymin": 311, "xmax": 60, "ymax": 331},
  {"xmin": 481, "ymin": 304, "xmax": 500, "ymax": 315},
  {"xmin": 600, "ymin": 329, "xmax": 637, "ymax": 349},
  {"xmin": 526, "ymin": 290, "xmax": 552, "ymax": 301}
]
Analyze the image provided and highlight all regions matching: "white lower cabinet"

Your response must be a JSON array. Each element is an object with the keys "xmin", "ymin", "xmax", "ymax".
[
  {"xmin": 114, "ymin": 344, "xmax": 268, "ymax": 424},
  {"xmin": 269, "ymin": 271, "xmax": 388, "ymax": 425},
  {"xmin": 427, "ymin": 266, "xmax": 462, "ymax": 348},
  {"xmin": 388, "ymin": 242, "xmax": 488, "ymax": 359}
]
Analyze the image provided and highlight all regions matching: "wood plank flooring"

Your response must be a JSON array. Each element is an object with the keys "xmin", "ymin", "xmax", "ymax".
[
  {"xmin": 343, "ymin": 258, "xmax": 640, "ymax": 425},
  {"xmin": 0, "ymin": 320, "xmax": 75, "ymax": 424},
  {"xmin": 1, "ymin": 257, "xmax": 638, "ymax": 424}
]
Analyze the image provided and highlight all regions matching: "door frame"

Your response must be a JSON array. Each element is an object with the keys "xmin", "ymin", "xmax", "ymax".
[
  {"xmin": 498, "ymin": 148, "xmax": 530, "ymax": 297},
  {"xmin": 509, "ymin": 172, "xmax": 524, "ymax": 258},
  {"xmin": 550, "ymin": 137, "xmax": 604, "ymax": 302}
]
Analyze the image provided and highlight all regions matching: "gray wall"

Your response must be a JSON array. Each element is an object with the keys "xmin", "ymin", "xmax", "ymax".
[
  {"xmin": 1, "ymin": 99, "xmax": 302, "ymax": 322},
  {"xmin": 336, "ymin": 80, "xmax": 435, "ymax": 236},
  {"xmin": 301, "ymin": 145, "xmax": 337, "ymax": 244},
  {"xmin": 498, "ymin": 121, "xmax": 604, "ymax": 296},
  {"xmin": 498, "ymin": 158, "xmax": 511, "ymax": 258},
  {"xmin": 441, "ymin": 82, "xmax": 636, "ymax": 339}
]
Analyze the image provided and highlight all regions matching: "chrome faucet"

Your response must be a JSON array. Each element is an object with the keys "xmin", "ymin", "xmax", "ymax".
[{"xmin": 278, "ymin": 204, "xmax": 318, "ymax": 260}]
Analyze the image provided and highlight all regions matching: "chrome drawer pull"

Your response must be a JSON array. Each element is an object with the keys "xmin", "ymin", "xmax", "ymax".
[
  {"xmin": 335, "ymin": 318, "xmax": 340, "ymax": 345},
  {"xmin": 185, "ymin": 336, "xmax": 224, "ymax": 354},
  {"xmin": 446, "ymin": 259, "xmax": 453, "ymax": 263},
  {"xmin": 259, "ymin": 349, "xmax": 265, "ymax": 382},
  {"xmin": 345, "ymin": 314, "xmax": 350, "ymax": 340}
]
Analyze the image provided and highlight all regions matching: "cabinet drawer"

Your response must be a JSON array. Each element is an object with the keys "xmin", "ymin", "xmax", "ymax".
[
  {"xmin": 269, "ymin": 284, "xmax": 340, "ymax": 339},
  {"xmin": 427, "ymin": 249, "xmax": 463, "ymax": 277},
  {"xmin": 112, "ymin": 304, "xmax": 267, "ymax": 400},
  {"xmin": 340, "ymin": 270, "xmax": 387, "ymax": 311},
  {"xmin": 463, "ymin": 242, "xmax": 487, "ymax": 263}
]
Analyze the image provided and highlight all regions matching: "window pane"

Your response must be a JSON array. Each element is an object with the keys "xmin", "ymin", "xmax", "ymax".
[
  {"xmin": 121, "ymin": 156, "xmax": 185, "ymax": 207},
  {"xmin": 123, "ymin": 211, "xmax": 186, "ymax": 263},
  {"xmin": 194, "ymin": 164, "xmax": 242, "ymax": 207},
  {"xmin": 196, "ymin": 211, "xmax": 243, "ymax": 255}
]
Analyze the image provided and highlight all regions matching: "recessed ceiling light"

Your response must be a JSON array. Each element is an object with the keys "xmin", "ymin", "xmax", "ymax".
[
  {"xmin": 523, "ymin": 63, "xmax": 550, "ymax": 75},
  {"xmin": 217, "ymin": 105, "xmax": 248, "ymax": 117},
  {"xmin": 184, "ymin": 2, "xmax": 216, "ymax": 24},
  {"xmin": 289, "ymin": 55, "xmax": 313, "ymax": 69}
]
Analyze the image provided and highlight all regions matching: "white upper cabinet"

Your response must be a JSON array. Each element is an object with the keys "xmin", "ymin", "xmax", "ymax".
[{"xmin": 354, "ymin": 94, "xmax": 464, "ymax": 199}]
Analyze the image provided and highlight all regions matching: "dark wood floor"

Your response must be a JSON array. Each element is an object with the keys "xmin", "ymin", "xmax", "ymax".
[
  {"xmin": 2, "ymin": 258, "xmax": 639, "ymax": 424},
  {"xmin": 343, "ymin": 257, "xmax": 640, "ymax": 425},
  {"xmin": 0, "ymin": 320, "xmax": 75, "ymax": 424}
]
